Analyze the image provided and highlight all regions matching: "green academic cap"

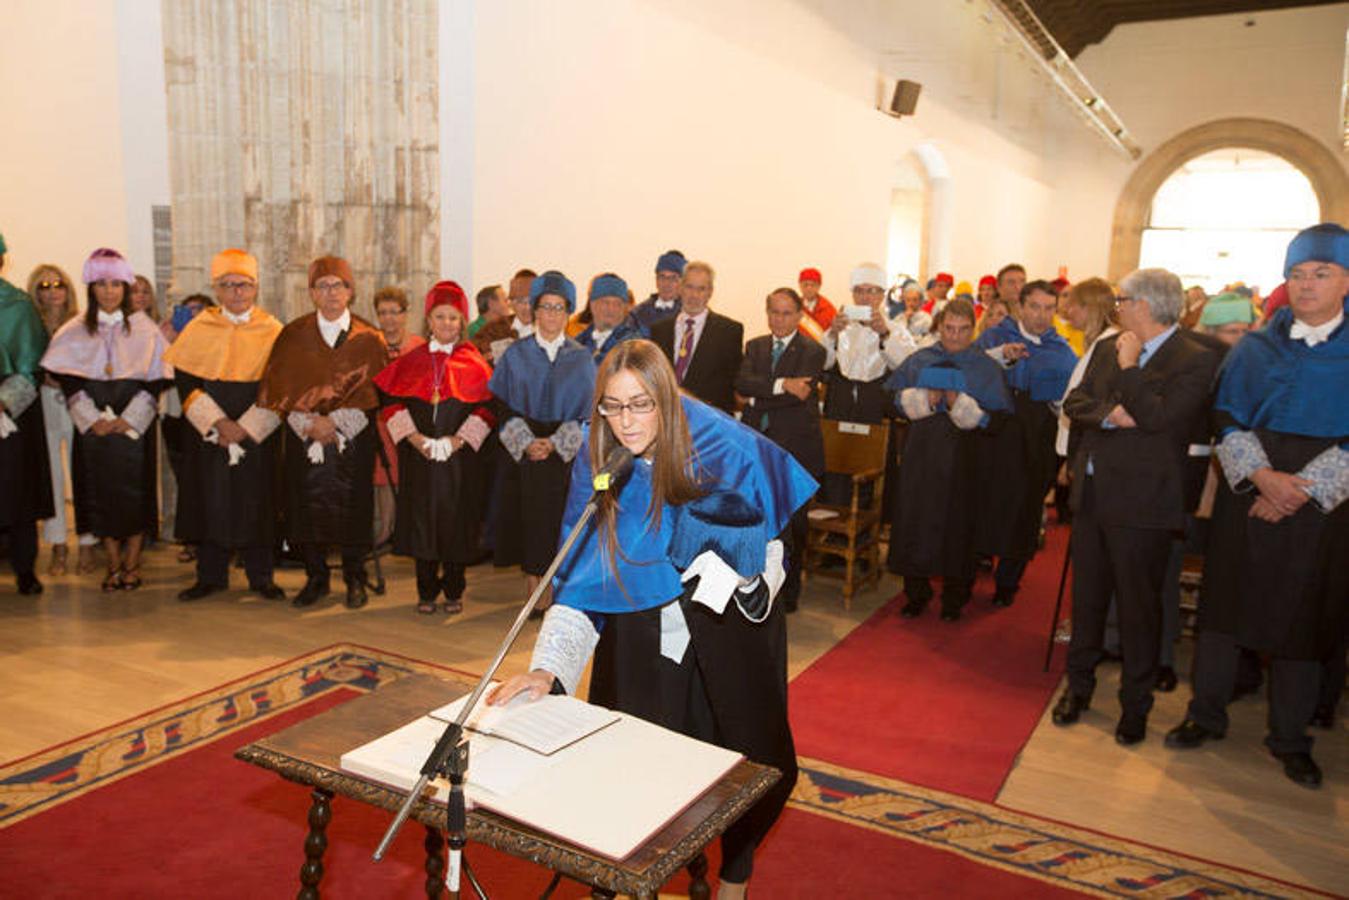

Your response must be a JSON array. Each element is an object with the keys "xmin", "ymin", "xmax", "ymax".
[{"xmin": 1199, "ymin": 292, "xmax": 1255, "ymax": 328}]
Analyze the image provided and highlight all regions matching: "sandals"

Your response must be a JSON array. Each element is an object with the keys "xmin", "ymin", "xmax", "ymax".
[
  {"xmin": 442, "ymin": 597, "xmax": 464, "ymax": 616},
  {"xmin": 102, "ymin": 569, "xmax": 124, "ymax": 592},
  {"xmin": 76, "ymin": 545, "xmax": 99, "ymax": 574},
  {"xmin": 120, "ymin": 568, "xmax": 143, "ymax": 591},
  {"xmin": 177, "ymin": 545, "xmax": 196, "ymax": 563},
  {"xmin": 416, "ymin": 599, "xmax": 438, "ymax": 615},
  {"xmin": 48, "ymin": 545, "xmax": 69, "ymax": 576}
]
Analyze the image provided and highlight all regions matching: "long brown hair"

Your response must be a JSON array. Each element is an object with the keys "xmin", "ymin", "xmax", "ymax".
[
  {"xmin": 84, "ymin": 281, "xmax": 134, "ymax": 334},
  {"xmin": 590, "ymin": 340, "xmax": 704, "ymax": 570},
  {"xmin": 26, "ymin": 264, "xmax": 79, "ymax": 334},
  {"xmin": 1066, "ymin": 277, "xmax": 1118, "ymax": 345}
]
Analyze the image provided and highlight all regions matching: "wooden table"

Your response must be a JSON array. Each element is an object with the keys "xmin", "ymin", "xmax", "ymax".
[{"xmin": 235, "ymin": 674, "xmax": 779, "ymax": 899}]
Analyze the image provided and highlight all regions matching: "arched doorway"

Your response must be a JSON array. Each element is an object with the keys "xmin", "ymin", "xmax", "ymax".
[
  {"xmin": 1138, "ymin": 147, "xmax": 1319, "ymax": 293},
  {"xmin": 886, "ymin": 142, "xmax": 953, "ymax": 286},
  {"xmin": 1109, "ymin": 118, "xmax": 1349, "ymax": 282}
]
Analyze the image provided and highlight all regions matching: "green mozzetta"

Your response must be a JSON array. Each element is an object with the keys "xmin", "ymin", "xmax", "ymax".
[{"xmin": 0, "ymin": 279, "xmax": 48, "ymax": 383}]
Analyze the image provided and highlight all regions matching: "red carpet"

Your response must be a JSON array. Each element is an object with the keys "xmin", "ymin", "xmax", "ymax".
[
  {"xmin": 0, "ymin": 686, "xmax": 1086, "ymax": 898},
  {"xmin": 790, "ymin": 525, "xmax": 1068, "ymax": 802}
]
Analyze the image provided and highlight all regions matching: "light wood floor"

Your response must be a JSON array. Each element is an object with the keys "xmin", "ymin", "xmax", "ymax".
[{"xmin": 3, "ymin": 542, "xmax": 1345, "ymax": 894}]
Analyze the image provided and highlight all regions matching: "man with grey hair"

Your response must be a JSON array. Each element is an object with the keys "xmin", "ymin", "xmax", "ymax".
[
  {"xmin": 1053, "ymin": 267, "xmax": 1219, "ymax": 746},
  {"xmin": 1166, "ymin": 224, "xmax": 1349, "ymax": 787}
]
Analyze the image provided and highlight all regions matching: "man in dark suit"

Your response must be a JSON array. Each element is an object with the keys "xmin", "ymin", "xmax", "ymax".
[
  {"xmin": 1054, "ymin": 267, "xmax": 1220, "ymax": 746},
  {"xmin": 735, "ymin": 287, "xmax": 826, "ymax": 612},
  {"xmin": 651, "ymin": 260, "xmax": 744, "ymax": 413}
]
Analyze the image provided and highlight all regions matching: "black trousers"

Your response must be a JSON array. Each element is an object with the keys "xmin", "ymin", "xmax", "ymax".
[
  {"xmin": 301, "ymin": 542, "xmax": 367, "ymax": 582},
  {"xmin": 993, "ymin": 556, "xmax": 1027, "ymax": 593},
  {"xmin": 1187, "ymin": 630, "xmax": 1321, "ymax": 754},
  {"xmin": 2, "ymin": 522, "xmax": 38, "ymax": 579},
  {"xmin": 415, "ymin": 559, "xmax": 466, "ymax": 603},
  {"xmin": 1066, "ymin": 478, "xmax": 1172, "ymax": 718},
  {"xmin": 197, "ymin": 541, "xmax": 273, "ymax": 589}
]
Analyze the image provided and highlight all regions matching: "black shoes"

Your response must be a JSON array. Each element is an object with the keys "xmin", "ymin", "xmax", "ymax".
[
  {"xmin": 1115, "ymin": 713, "xmax": 1148, "ymax": 746},
  {"xmin": 344, "ymin": 578, "xmax": 368, "ymax": 609},
  {"xmin": 16, "ymin": 573, "xmax": 43, "ymax": 595},
  {"xmin": 1154, "ymin": 666, "xmax": 1178, "ymax": 693},
  {"xmin": 1272, "ymin": 751, "xmax": 1322, "ymax": 788},
  {"xmin": 250, "ymin": 582, "xmax": 287, "ymax": 601},
  {"xmin": 292, "ymin": 577, "xmax": 330, "ymax": 608},
  {"xmin": 991, "ymin": 587, "xmax": 1016, "ymax": 608},
  {"xmin": 1164, "ymin": 718, "xmax": 1225, "ymax": 749},
  {"xmin": 178, "ymin": 582, "xmax": 225, "ymax": 602},
  {"xmin": 900, "ymin": 596, "xmax": 928, "ymax": 618},
  {"xmin": 1051, "ymin": 691, "xmax": 1091, "ymax": 725}
]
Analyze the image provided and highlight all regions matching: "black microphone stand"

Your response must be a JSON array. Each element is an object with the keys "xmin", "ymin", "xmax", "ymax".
[{"xmin": 373, "ymin": 447, "xmax": 633, "ymax": 899}]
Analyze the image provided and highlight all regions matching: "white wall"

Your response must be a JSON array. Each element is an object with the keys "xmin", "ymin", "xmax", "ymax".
[
  {"xmin": 1055, "ymin": 3, "xmax": 1349, "ymax": 282},
  {"xmin": 442, "ymin": 0, "xmax": 1127, "ymax": 330},
  {"xmin": 0, "ymin": 0, "xmax": 169, "ymax": 300}
]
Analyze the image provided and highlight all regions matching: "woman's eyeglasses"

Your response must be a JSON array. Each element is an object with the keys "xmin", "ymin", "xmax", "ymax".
[
  {"xmin": 597, "ymin": 396, "xmax": 657, "ymax": 417},
  {"xmin": 38, "ymin": 280, "xmax": 66, "ymax": 290}
]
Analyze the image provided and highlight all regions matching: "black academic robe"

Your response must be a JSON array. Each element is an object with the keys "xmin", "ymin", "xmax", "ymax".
[
  {"xmin": 0, "ymin": 392, "xmax": 54, "ymax": 528},
  {"xmin": 1200, "ymin": 430, "xmax": 1349, "ymax": 660},
  {"xmin": 492, "ymin": 411, "xmax": 572, "ymax": 576},
  {"xmin": 61, "ymin": 377, "xmax": 161, "ymax": 539},
  {"xmin": 173, "ymin": 374, "xmax": 279, "ymax": 548},
  {"xmin": 973, "ymin": 394, "xmax": 1058, "ymax": 560},
  {"xmin": 282, "ymin": 424, "xmax": 376, "ymax": 547},
  {"xmin": 886, "ymin": 414, "xmax": 981, "ymax": 580},
  {"xmin": 390, "ymin": 397, "xmax": 491, "ymax": 562},
  {"xmin": 821, "ymin": 368, "xmax": 891, "ymax": 425}
]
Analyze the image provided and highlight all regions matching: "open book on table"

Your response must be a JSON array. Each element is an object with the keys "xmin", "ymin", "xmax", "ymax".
[{"xmin": 339, "ymin": 689, "xmax": 742, "ymax": 861}]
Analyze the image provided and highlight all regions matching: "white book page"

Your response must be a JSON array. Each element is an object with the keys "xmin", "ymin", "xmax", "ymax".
[{"xmin": 429, "ymin": 690, "xmax": 620, "ymax": 756}]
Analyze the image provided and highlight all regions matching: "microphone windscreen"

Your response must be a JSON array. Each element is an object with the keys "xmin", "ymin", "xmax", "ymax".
[{"xmin": 592, "ymin": 446, "xmax": 634, "ymax": 492}]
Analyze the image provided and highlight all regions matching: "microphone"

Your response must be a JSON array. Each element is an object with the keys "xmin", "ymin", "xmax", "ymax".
[{"xmin": 591, "ymin": 446, "xmax": 634, "ymax": 494}]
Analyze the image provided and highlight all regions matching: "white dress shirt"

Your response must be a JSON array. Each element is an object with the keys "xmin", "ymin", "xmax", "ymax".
[{"xmin": 317, "ymin": 308, "xmax": 351, "ymax": 347}]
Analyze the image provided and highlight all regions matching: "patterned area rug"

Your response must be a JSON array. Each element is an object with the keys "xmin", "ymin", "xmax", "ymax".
[{"xmin": 0, "ymin": 644, "xmax": 1325, "ymax": 898}]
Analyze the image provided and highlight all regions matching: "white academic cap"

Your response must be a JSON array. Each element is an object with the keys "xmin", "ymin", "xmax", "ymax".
[{"xmin": 850, "ymin": 263, "xmax": 887, "ymax": 290}]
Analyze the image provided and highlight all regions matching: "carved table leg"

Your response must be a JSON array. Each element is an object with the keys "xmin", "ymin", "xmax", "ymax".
[
  {"xmin": 297, "ymin": 787, "xmax": 333, "ymax": 900},
  {"xmin": 424, "ymin": 826, "xmax": 445, "ymax": 898},
  {"xmin": 687, "ymin": 851, "xmax": 711, "ymax": 900}
]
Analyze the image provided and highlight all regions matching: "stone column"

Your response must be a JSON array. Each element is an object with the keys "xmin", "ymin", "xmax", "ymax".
[{"xmin": 163, "ymin": 0, "xmax": 439, "ymax": 322}]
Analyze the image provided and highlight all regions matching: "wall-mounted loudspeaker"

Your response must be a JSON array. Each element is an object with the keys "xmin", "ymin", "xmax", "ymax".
[{"xmin": 889, "ymin": 80, "xmax": 922, "ymax": 117}]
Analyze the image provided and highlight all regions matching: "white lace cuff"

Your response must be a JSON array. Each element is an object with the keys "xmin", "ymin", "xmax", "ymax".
[
  {"xmin": 120, "ymin": 390, "xmax": 158, "ymax": 435},
  {"xmin": 499, "ymin": 417, "xmax": 534, "ymax": 462},
  {"xmin": 457, "ymin": 413, "xmax": 491, "ymax": 452},
  {"xmin": 0, "ymin": 375, "xmax": 37, "ymax": 419},
  {"xmin": 1297, "ymin": 445, "xmax": 1349, "ymax": 513},
  {"xmin": 0, "ymin": 412, "xmax": 16, "ymax": 438},
  {"xmin": 899, "ymin": 387, "xmax": 934, "ymax": 421},
  {"xmin": 287, "ymin": 410, "xmax": 315, "ymax": 440},
  {"xmin": 552, "ymin": 420, "xmax": 584, "ymax": 463},
  {"xmin": 183, "ymin": 390, "xmax": 228, "ymax": 438},
  {"xmin": 329, "ymin": 407, "xmax": 368, "ymax": 441},
  {"xmin": 386, "ymin": 408, "xmax": 417, "ymax": 444},
  {"xmin": 529, "ymin": 604, "xmax": 600, "ymax": 696},
  {"xmin": 68, "ymin": 391, "xmax": 101, "ymax": 434},
  {"xmin": 1216, "ymin": 430, "xmax": 1270, "ymax": 491},
  {"xmin": 238, "ymin": 405, "xmax": 280, "ymax": 443},
  {"xmin": 948, "ymin": 392, "xmax": 986, "ymax": 431}
]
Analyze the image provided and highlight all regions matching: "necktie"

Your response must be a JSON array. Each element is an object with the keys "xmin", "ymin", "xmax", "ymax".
[
  {"xmin": 771, "ymin": 338, "xmax": 786, "ymax": 370},
  {"xmin": 674, "ymin": 317, "xmax": 695, "ymax": 382}
]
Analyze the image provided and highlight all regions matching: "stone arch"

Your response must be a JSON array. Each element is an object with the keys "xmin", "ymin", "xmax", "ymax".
[{"xmin": 1108, "ymin": 118, "xmax": 1349, "ymax": 281}]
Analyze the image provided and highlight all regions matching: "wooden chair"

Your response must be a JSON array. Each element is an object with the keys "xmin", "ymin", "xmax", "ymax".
[{"xmin": 804, "ymin": 419, "xmax": 889, "ymax": 608}]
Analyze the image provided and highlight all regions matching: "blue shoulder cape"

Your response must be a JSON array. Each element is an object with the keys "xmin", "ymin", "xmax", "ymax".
[
  {"xmin": 575, "ymin": 317, "xmax": 647, "ymax": 359},
  {"xmin": 885, "ymin": 343, "xmax": 1012, "ymax": 415},
  {"xmin": 974, "ymin": 317, "xmax": 1077, "ymax": 402},
  {"xmin": 552, "ymin": 396, "xmax": 819, "ymax": 614},
  {"xmin": 1215, "ymin": 300, "xmax": 1349, "ymax": 443},
  {"xmin": 487, "ymin": 335, "xmax": 596, "ymax": 421}
]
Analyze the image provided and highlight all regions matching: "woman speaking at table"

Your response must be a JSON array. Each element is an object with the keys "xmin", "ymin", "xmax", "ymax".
[{"xmin": 491, "ymin": 339, "xmax": 817, "ymax": 900}]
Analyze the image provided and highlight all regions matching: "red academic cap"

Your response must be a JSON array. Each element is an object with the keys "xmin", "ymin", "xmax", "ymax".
[
  {"xmin": 425, "ymin": 280, "xmax": 469, "ymax": 319},
  {"xmin": 799, "ymin": 267, "xmax": 822, "ymax": 284},
  {"xmin": 935, "ymin": 272, "xmax": 953, "ymax": 285},
  {"xmin": 978, "ymin": 275, "xmax": 997, "ymax": 288}
]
